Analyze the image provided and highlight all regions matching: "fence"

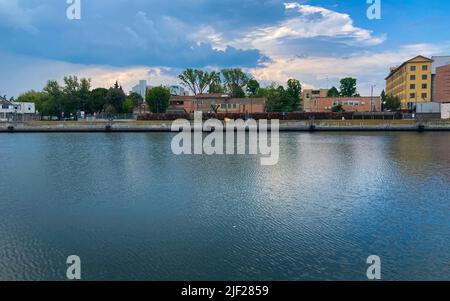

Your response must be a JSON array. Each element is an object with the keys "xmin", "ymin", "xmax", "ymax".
[{"xmin": 137, "ymin": 112, "xmax": 404, "ymax": 121}]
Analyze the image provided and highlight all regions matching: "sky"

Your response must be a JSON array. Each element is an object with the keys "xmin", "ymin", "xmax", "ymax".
[{"xmin": 1, "ymin": 0, "xmax": 450, "ymax": 97}]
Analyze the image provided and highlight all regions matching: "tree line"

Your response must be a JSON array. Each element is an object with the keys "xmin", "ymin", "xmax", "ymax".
[
  {"xmin": 17, "ymin": 76, "xmax": 143, "ymax": 117},
  {"xmin": 178, "ymin": 68, "xmax": 302, "ymax": 112}
]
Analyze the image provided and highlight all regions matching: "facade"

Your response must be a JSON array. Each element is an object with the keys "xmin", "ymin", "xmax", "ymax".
[
  {"xmin": 441, "ymin": 103, "xmax": 450, "ymax": 119},
  {"xmin": 132, "ymin": 80, "xmax": 148, "ymax": 100},
  {"xmin": 385, "ymin": 55, "xmax": 433, "ymax": 110},
  {"xmin": 302, "ymin": 89, "xmax": 329, "ymax": 112},
  {"xmin": 169, "ymin": 94, "xmax": 266, "ymax": 114},
  {"xmin": 0, "ymin": 97, "xmax": 36, "ymax": 120},
  {"xmin": 431, "ymin": 56, "xmax": 450, "ymax": 101},
  {"xmin": 434, "ymin": 64, "xmax": 450, "ymax": 102},
  {"xmin": 307, "ymin": 96, "xmax": 381, "ymax": 113}
]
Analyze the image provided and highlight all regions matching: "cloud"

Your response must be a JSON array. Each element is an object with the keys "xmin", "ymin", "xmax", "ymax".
[{"xmin": 248, "ymin": 43, "xmax": 450, "ymax": 95}]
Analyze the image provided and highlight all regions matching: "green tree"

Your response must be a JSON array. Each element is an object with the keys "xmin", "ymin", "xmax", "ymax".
[
  {"xmin": 42, "ymin": 80, "xmax": 63, "ymax": 117},
  {"xmin": 221, "ymin": 68, "xmax": 250, "ymax": 98},
  {"xmin": 384, "ymin": 95, "xmax": 401, "ymax": 111},
  {"xmin": 331, "ymin": 103, "xmax": 344, "ymax": 112},
  {"xmin": 209, "ymin": 72, "xmax": 224, "ymax": 93},
  {"xmin": 17, "ymin": 90, "xmax": 46, "ymax": 113},
  {"xmin": 122, "ymin": 98, "xmax": 135, "ymax": 113},
  {"xmin": 89, "ymin": 88, "xmax": 108, "ymax": 113},
  {"xmin": 246, "ymin": 79, "xmax": 260, "ymax": 96},
  {"xmin": 127, "ymin": 92, "xmax": 143, "ymax": 106},
  {"xmin": 339, "ymin": 77, "xmax": 358, "ymax": 97},
  {"xmin": 287, "ymin": 79, "xmax": 302, "ymax": 111},
  {"xmin": 327, "ymin": 86, "xmax": 340, "ymax": 97},
  {"xmin": 105, "ymin": 81, "xmax": 126, "ymax": 113},
  {"xmin": 146, "ymin": 86, "xmax": 171, "ymax": 113}
]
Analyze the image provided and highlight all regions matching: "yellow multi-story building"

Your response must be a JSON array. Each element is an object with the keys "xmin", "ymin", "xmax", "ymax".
[{"xmin": 385, "ymin": 55, "xmax": 433, "ymax": 109}]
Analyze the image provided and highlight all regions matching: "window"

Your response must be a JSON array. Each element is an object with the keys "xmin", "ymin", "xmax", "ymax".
[
  {"xmin": 410, "ymin": 84, "xmax": 416, "ymax": 89},
  {"xmin": 422, "ymin": 75, "xmax": 427, "ymax": 80},
  {"xmin": 233, "ymin": 104, "xmax": 237, "ymax": 109},
  {"xmin": 1, "ymin": 104, "xmax": 9, "ymax": 109},
  {"xmin": 410, "ymin": 75, "xmax": 416, "ymax": 80},
  {"xmin": 410, "ymin": 66, "xmax": 416, "ymax": 71},
  {"xmin": 410, "ymin": 93, "xmax": 416, "ymax": 99},
  {"xmin": 421, "ymin": 93, "xmax": 427, "ymax": 99},
  {"xmin": 422, "ymin": 84, "xmax": 427, "ymax": 89},
  {"xmin": 422, "ymin": 65, "xmax": 428, "ymax": 71}
]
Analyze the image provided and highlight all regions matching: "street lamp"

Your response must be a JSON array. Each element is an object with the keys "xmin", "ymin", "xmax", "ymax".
[{"xmin": 370, "ymin": 84, "xmax": 376, "ymax": 112}]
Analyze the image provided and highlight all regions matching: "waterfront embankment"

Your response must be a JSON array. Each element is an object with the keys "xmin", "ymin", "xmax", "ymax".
[{"xmin": 1, "ymin": 119, "xmax": 450, "ymax": 132}]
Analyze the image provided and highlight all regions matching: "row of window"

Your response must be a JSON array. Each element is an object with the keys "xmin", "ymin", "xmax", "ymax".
[
  {"xmin": 410, "ymin": 83, "xmax": 428, "ymax": 89},
  {"xmin": 410, "ymin": 74, "xmax": 428, "ymax": 80},
  {"xmin": 220, "ymin": 103, "xmax": 238, "ymax": 109},
  {"xmin": 410, "ymin": 65, "xmax": 428, "ymax": 71},
  {"xmin": 409, "ymin": 93, "xmax": 428, "ymax": 99},
  {"xmin": 332, "ymin": 101, "xmax": 366, "ymax": 106}
]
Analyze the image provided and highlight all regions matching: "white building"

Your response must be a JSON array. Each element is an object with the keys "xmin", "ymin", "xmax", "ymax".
[
  {"xmin": 131, "ymin": 80, "xmax": 149, "ymax": 100},
  {"xmin": 168, "ymin": 85, "xmax": 189, "ymax": 96},
  {"xmin": 0, "ymin": 97, "xmax": 36, "ymax": 120}
]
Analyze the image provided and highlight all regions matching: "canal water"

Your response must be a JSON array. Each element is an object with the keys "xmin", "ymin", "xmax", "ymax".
[{"xmin": 0, "ymin": 132, "xmax": 449, "ymax": 280}]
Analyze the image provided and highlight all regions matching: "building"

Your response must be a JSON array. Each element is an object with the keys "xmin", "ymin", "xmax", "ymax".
[
  {"xmin": 168, "ymin": 85, "xmax": 189, "ymax": 96},
  {"xmin": 434, "ymin": 64, "xmax": 450, "ymax": 102},
  {"xmin": 302, "ymin": 89, "xmax": 329, "ymax": 112},
  {"xmin": 132, "ymin": 80, "xmax": 149, "ymax": 100},
  {"xmin": 169, "ymin": 94, "xmax": 266, "ymax": 114},
  {"xmin": 385, "ymin": 55, "xmax": 433, "ymax": 110},
  {"xmin": 441, "ymin": 103, "xmax": 450, "ymax": 119},
  {"xmin": 306, "ymin": 96, "xmax": 381, "ymax": 113},
  {"xmin": 431, "ymin": 56, "xmax": 450, "ymax": 101},
  {"xmin": 0, "ymin": 97, "xmax": 36, "ymax": 120}
]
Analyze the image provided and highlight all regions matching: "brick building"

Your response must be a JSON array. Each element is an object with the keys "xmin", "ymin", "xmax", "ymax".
[
  {"xmin": 169, "ymin": 94, "xmax": 266, "ymax": 114},
  {"xmin": 434, "ymin": 64, "xmax": 450, "ymax": 102},
  {"xmin": 306, "ymin": 96, "xmax": 381, "ymax": 113}
]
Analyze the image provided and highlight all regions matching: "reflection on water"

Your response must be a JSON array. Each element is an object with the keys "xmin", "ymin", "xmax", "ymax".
[{"xmin": 0, "ymin": 132, "xmax": 449, "ymax": 280}]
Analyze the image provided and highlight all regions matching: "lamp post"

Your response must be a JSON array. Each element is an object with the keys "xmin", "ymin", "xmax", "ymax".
[{"xmin": 370, "ymin": 84, "xmax": 376, "ymax": 112}]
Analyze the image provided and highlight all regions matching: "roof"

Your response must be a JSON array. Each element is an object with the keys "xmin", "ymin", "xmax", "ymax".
[
  {"xmin": 385, "ymin": 55, "xmax": 433, "ymax": 80},
  {"xmin": 0, "ymin": 95, "xmax": 11, "ymax": 105}
]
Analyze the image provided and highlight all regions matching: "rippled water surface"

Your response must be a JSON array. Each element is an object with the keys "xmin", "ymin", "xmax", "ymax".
[{"xmin": 0, "ymin": 132, "xmax": 449, "ymax": 280}]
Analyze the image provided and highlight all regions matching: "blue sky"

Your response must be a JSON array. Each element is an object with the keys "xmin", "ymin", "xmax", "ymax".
[{"xmin": 1, "ymin": 0, "xmax": 450, "ymax": 97}]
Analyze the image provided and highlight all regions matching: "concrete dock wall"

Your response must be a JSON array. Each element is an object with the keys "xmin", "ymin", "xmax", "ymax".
[{"xmin": 1, "ymin": 120, "xmax": 450, "ymax": 132}]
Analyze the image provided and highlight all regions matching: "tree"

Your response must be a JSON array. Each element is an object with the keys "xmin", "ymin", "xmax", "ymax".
[
  {"xmin": 209, "ymin": 72, "xmax": 224, "ymax": 93},
  {"xmin": 146, "ymin": 86, "xmax": 171, "ymax": 113},
  {"xmin": 331, "ymin": 103, "xmax": 344, "ymax": 112},
  {"xmin": 327, "ymin": 86, "xmax": 340, "ymax": 97},
  {"xmin": 127, "ymin": 92, "xmax": 143, "ymax": 106},
  {"xmin": 122, "ymin": 98, "xmax": 135, "ymax": 113},
  {"xmin": 380, "ymin": 90, "xmax": 386, "ymax": 103},
  {"xmin": 42, "ymin": 80, "xmax": 63, "ymax": 117},
  {"xmin": 105, "ymin": 81, "xmax": 126, "ymax": 113},
  {"xmin": 246, "ymin": 79, "xmax": 260, "ymax": 96},
  {"xmin": 179, "ymin": 69, "xmax": 198, "ymax": 95},
  {"xmin": 221, "ymin": 68, "xmax": 250, "ymax": 98},
  {"xmin": 339, "ymin": 77, "xmax": 358, "ymax": 97},
  {"xmin": 17, "ymin": 90, "xmax": 46, "ymax": 113},
  {"xmin": 287, "ymin": 79, "xmax": 302, "ymax": 111},
  {"xmin": 179, "ymin": 69, "xmax": 219, "ymax": 95},
  {"xmin": 89, "ymin": 88, "xmax": 108, "ymax": 113},
  {"xmin": 384, "ymin": 95, "xmax": 401, "ymax": 111}
]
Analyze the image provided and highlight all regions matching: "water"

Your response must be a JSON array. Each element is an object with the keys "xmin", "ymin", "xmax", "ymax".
[{"xmin": 0, "ymin": 132, "xmax": 449, "ymax": 281}]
